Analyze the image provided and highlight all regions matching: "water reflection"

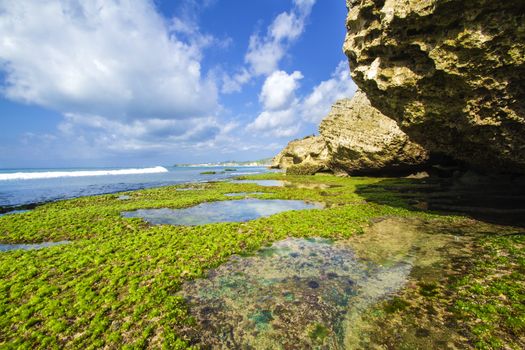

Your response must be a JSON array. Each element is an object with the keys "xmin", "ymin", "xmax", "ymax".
[
  {"xmin": 224, "ymin": 192, "xmax": 267, "ymax": 197},
  {"xmin": 283, "ymin": 181, "xmax": 341, "ymax": 190},
  {"xmin": 230, "ymin": 180, "xmax": 285, "ymax": 187},
  {"xmin": 0, "ymin": 210, "xmax": 30, "ymax": 217},
  {"xmin": 122, "ymin": 199, "xmax": 322, "ymax": 226},
  {"xmin": 230, "ymin": 179, "xmax": 342, "ymax": 190},
  {"xmin": 0, "ymin": 241, "xmax": 69, "ymax": 252}
]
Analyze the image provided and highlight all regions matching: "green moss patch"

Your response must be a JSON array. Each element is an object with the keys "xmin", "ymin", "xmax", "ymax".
[{"xmin": 0, "ymin": 173, "xmax": 522, "ymax": 348}]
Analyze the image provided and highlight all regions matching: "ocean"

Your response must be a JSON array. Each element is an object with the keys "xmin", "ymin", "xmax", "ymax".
[{"xmin": 0, "ymin": 166, "xmax": 270, "ymax": 208}]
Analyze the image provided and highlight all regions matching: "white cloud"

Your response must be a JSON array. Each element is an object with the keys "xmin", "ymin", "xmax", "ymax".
[
  {"xmin": 221, "ymin": 68, "xmax": 251, "ymax": 94},
  {"xmin": 0, "ymin": 0, "xmax": 217, "ymax": 121},
  {"xmin": 301, "ymin": 61, "xmax": 358, "ymax": 123},
  {"xmin": 57, "ymin": 113, "xmax": 230, "ymax": 155},
  {"xmin": 247, "ymin": 109, "xmax": 294, "ymax": 131},
  {"xmin": 246, "ymin": 109, "xmax": 299, "ymax": 138},
  {"xmin": 247, "ymin": 70, "xmax": 304, "ymax": 138},
  {"xmin": 246, "ymin": 61, "xmax": 357, "ymax": 138},
  {"xmin": 269, "ymin": 12, "xmax": 305, "ymax": 42},
  {"xmin": 259, "ymin": 70, "xmax": 303, "ymax": 111},
  {"xmin": 293, "ymin": 0, "xmax": 316, "ymax": 15},
  {"xmin": 245, "ymin": 0, "xmax": 315, "ymax": 76},
  {"xmin": 219, "ymin": 0, "xmax": 316, "ymax": 94}
]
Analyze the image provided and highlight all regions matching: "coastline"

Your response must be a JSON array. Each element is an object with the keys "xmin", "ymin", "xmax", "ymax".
[
  {"xmin": 0, "ymin": 166, "xmax": 272, "ymax": 210},
  {"xmin": 0, "ymin": 172, "xmax": 522, "ymax": 348}
]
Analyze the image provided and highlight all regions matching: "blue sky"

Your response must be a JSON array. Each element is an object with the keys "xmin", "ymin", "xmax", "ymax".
[{"xmin": 0, "ymin": 0, "xmax": 356, "ymax": 168}]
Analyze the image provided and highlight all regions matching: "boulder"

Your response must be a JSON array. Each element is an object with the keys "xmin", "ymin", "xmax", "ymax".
[
  {"xmin": 271, "ymin": 135, "xmax": 330, "ymax": 174},
  {"xmin": 344, "ymin": 0, "xmax": 525, "ymax": 173},
  {"xmin": 319, "ymin": 92, "xmax": 429, "ymax": 175}
]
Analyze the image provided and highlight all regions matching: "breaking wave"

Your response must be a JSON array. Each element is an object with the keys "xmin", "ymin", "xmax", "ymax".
[{"xmin": 0, "ymin": 166, "xmax": 169, "ymax": 181}]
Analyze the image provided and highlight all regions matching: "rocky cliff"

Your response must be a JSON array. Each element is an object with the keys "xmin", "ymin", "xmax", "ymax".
[
  {"xmin": 344, "ymin": 0, "xmax": 525, "ymax": 173},
  {"xmin": 320, "ymin": 91, "xmax": 428, "ymax": 175},
  {"xmin": 271, "ymin": 135, "xmax": 330, "ymax": 175},
  {"xmin": 273, "ymin": 92, "xmax": 428, "ymax": 175}
]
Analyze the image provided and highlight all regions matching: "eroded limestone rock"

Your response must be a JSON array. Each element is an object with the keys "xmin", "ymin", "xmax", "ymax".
[
  {"xmin": 344, "ymin": 0, "xmax": 525, "ymax": 172},
  {"xmin": 271, "ymin": 135, "xmax": 330, "ymax": 175},
  {"xmin": 319, "ymin": 92, "xmax": 428, "ymax": 174}
]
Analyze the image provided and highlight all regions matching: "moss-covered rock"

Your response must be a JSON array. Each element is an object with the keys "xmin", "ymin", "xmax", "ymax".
[
  {"xmin": 286, "ymin": 162, "xmax": 326, "ymax": 175},
  {"xmin": 344, "ymin": 0, "xmax": 525, "ymax": 173}
]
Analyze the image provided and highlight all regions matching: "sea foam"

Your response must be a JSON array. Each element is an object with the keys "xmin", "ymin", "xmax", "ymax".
[{"xmin": 0, "ymin": 166, "xmax": 169, "ymax": 181}]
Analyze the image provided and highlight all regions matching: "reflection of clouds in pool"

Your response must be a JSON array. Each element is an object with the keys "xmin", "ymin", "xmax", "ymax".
[
  {"xmin": 230, "ymin": 180, "xmax": 285, "ymax": 187},
  {"xmin": 224, "ymin": 192, "xmax": 268, "ymax": 197},
  {"xmin": 122, "ymin": 199, "xmax": 323, "ymax": 226},
  {"xmin": 0, "ymin": 241, "xmax": 69, "ymax": 252},
  {"xmin": 0, "ymin": 210, "xmax": 30, "ymax": 217},
  {"xmin": 229, "ymin": 179, "xmax": 342, "ymax": 189}
]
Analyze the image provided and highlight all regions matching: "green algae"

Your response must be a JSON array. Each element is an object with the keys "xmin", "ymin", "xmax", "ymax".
[{"xmin": 0, "ymin": 173, "xmax": 522, "ymax": 348}]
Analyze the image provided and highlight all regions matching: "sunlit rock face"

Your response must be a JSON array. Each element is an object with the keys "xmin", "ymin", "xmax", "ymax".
[
  {"xmin": 320, "ymin": 92, "xmax": 428, "ymax": 175},
  {"xmin": 272, "ymin": 93, "xmax": 428, "ymax": 176},
  {"xmin": 344, "ymin": 0, "xmax": 525, "ymax": 173},
  {"xmin": 271, "ymin": 135, "xmax": 330, "ymax": 175}
]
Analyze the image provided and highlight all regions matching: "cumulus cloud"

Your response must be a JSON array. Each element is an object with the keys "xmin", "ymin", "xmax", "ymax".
[
  {"xmin": 0, "ymin": 0, "xmax": 217, "ymax": 121},
  {"xmin": 246, "ymin": 109, "xmax": 299, "ymax": 137},
  {"xmin": 57, "ymin": 113, "xmax": 225, "ymax": 153},
  {"xmin": 221, "ymin": 68, "xmax": 251, "ymax": 94},
  {"xmin": 245, "ymin": 1, "xmax": 315, "ymax": 76},
  {"xmin": 0, "ymin": 0, "xmax": 230, "ymax": 162},
  {"xmin": 221, "ymin": 0, "xmax": 315, "ymax": 94},
  {"xmin": 259, "ymin": 70, "xmax": 303, "ymax": 111},
  {"xmin": 247, "ymin": 70, "xmax": 305, "ymax": 138},
  {"xmin": 246, "ymin": 61, "xmax": 357, "ymax": 138},
  {"xmin": 301, "ymin": 61, "xmax": 358, "ymax": 123}
]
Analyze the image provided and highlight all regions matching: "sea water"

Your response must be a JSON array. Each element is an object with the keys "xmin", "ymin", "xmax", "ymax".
[{"xmin": 0, "ymin": 166, "xmax": 270, "ymax": 207}]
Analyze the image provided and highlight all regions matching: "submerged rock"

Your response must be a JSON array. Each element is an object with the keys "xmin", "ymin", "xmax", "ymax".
[
  {"xmin": 344, "ymin": 0, "xmax": 525, "ymax": 173},
  {"xmin": 320, "ymin": 92, "xmax": 429, "ymax": 175},
  {"xmin": 179, "ymin": 236, "xmax": 413, "ymax": 348},
  {"xmin": 271, "ymin": 135, "xmax": 330, "ymax": 175}
]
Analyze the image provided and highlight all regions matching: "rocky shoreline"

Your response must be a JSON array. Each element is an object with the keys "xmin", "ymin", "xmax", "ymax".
[{"xmin": 275, "ymin": 0, "xmax": 524, "ymax": 178}]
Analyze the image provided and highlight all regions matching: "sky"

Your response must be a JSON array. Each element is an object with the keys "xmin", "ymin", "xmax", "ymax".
[{"xmin": 0, "ymin": 0, "xmax": 357, "ymax": 168}]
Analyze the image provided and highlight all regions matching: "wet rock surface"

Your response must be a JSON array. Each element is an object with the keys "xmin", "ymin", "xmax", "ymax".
[
  {"xmin": 178, "ymin": 217, "xmax": 486, "ymax": 348},
  {"xmin": 344, "ymin": 0, "xmax": 525, "ymax": 173},
  {"xmin": 179, "ymin": 237, "xmax": 411, "ymax": 348}
]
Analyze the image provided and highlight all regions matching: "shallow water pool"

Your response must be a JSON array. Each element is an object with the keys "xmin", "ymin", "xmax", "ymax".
[
  {"xmin": 179, "ymin": 237, "xmax": 412, "ymax": 348},
  {"xmin": 0, "ymin": 210, "xmax": 30, "ymax": 217},
  {"xmin": 224, "ymin": 192, "xmax": 267, "ymax": 197},
  {"xmin": 230, "ymin": 180, "xmax": 285, "ymax": 187},
  {"xmin": 122, "ymin": 199, "xmax": 323, "ymax": 226},
  {"xmin": 0, "ymin": 241, "xmax": 69, "ymax": 252}
]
